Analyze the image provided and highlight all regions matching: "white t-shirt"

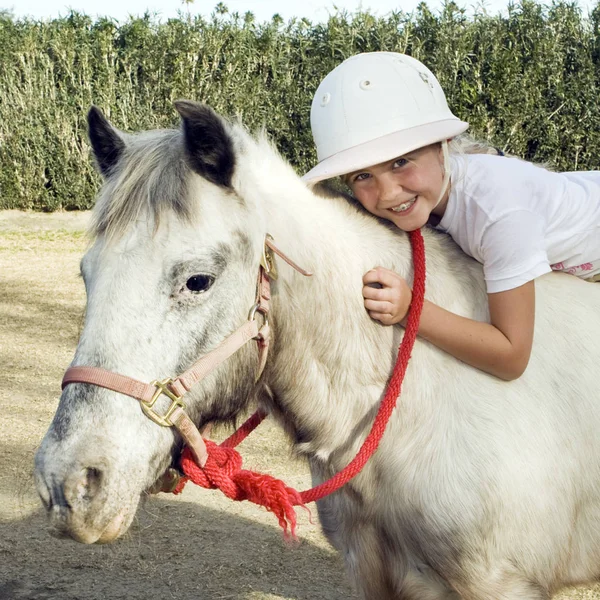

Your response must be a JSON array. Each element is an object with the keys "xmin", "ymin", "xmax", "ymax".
[{"xmin": 435, "ymin": 154, "xmax": 600, "ymax": 293}]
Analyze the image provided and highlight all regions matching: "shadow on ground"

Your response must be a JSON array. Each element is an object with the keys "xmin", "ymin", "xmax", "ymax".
[{"xmin": 0, "ymin": 496, "xmax": 355, "ymax": 600}]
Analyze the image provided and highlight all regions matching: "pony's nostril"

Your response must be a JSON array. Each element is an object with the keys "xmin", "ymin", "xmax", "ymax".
[{"xmin": 75, "ymin": 467, "xmax": 103, "ymax": 502}]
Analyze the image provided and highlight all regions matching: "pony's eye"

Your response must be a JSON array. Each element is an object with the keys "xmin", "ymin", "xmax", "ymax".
[{"xmin": 185, "ymin": 275, "xmax": 214, "ymax": 293}]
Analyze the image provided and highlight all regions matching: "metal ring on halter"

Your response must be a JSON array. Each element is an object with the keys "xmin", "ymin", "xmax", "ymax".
[{"xmin": 248, "ymin": 303, "xmax": 269, "ymax": 328}]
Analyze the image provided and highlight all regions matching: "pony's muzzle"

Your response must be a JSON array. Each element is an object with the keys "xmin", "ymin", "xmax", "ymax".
[{"xmin": 34, "ymin": 454, "xmax": 132, "ymax": 544}]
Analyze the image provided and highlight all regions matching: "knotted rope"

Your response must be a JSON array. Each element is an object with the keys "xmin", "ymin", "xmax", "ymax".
[{"xmin": 174, "ymin": 229, "xmax": 426, "ymax": 536}]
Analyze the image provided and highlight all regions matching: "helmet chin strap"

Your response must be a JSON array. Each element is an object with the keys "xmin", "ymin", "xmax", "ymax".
[{"xmin": 433, "ymin": 140, "xmax": 450, "ymax": 209}]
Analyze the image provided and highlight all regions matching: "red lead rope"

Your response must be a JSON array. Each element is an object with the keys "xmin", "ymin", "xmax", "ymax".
[{"xmin": 173, "ymin": 229, "xmax": 426, "ymax": 536}]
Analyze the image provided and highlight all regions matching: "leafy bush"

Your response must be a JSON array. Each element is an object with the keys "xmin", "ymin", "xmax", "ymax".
[{"xmin": 1, "ymin": 1, "xmax": 598, "ymax": 210}]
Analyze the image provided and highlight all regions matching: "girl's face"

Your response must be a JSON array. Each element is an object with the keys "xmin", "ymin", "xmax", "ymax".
[{"xmin": 347, "ymin": 144, "xmax": 448, "ymax": 231}]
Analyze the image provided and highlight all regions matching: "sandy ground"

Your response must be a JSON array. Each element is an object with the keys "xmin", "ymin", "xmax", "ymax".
[{"xmin": 1, "ymin": 209, "xmax": 599, "ymax": 600}]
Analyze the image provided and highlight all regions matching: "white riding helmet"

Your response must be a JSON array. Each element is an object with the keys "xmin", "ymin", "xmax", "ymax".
[{"xmin": 302, "ymin": 52, "xmax": 469, "ymax": 184}]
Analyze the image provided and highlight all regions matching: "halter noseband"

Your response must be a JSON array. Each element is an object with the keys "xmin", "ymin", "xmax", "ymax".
[{"xmin": 61, "ymin": 235, "xmax": 312, "ymax": 467}]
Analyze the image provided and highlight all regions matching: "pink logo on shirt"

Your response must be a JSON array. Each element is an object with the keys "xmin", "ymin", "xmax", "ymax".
[{"xmin": 551, "ymin": 262, "xmax": 595, "ymax": 275}]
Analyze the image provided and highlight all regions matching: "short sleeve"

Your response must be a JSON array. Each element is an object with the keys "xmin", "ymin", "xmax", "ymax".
[{"xmin": 480, "ymin": 210, "xmax": 551, "ymax": 293}]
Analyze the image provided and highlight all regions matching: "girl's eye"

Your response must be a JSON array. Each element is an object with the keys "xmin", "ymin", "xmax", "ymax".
[
  {"xmin": 393, "ymin": 158, "xmax": 408, "ymax": 168},
  {"xmin": 353, "ymin": 172, "xmax": 370, "ymax": 182},
  {"xmin": 185, "ymin": 275, "xmax": 214, "ymax": 293}
]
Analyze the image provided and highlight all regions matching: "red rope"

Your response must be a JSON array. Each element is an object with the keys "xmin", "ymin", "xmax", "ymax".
[
  {"xmin": 219, "ymin": 409, "xmax": 268, "ymax": 448},
  {"xmin": 174, "ymin": 439, "xmax": 304, "ymax": 535},
  {"xmin": 174, "ymin": 229, "xmax": 426, "ymax": 535}
]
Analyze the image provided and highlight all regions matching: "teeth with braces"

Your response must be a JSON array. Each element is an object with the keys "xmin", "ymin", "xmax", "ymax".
[{"xmin": 391, "ymin": 198, "xmax": 416, "ymax": 212}]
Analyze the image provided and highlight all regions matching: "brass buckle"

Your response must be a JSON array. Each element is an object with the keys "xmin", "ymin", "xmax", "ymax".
[
  {"xmin": 260, "ymin": 234, "xmax": 278, "ymax": 280},
  {"xmin": 141, "ymin": 378, "xmax": 185, "ymax": 427}
]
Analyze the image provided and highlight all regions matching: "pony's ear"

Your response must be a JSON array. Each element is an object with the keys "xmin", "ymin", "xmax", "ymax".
[
  {"xmin": 174, "ymin": 100, "xmax": 235, "ymax": 188},
  {"xmin": 87, "ymin": 106, "xmax": 125, "ymax": 178}
]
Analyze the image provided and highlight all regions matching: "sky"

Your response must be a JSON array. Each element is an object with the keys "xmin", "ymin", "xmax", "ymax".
[{"xmin": 6, "ymin": 0, "xmax": 599, "ymax": 25}]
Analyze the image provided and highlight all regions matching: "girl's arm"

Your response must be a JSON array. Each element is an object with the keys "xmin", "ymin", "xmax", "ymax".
[{"xmin": 363, "ymin": 267, "xmax": 535, "ymax": 381}]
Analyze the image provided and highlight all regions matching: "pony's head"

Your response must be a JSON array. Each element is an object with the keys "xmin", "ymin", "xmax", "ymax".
[{"xmin": 34, "ymin": 101, "xmax": 271, "ymax": 543}]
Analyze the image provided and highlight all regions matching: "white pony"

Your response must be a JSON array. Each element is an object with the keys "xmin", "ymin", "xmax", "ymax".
[{"xmin": 35, "ymin": 101, "xmax": 600, "ymax": 599}]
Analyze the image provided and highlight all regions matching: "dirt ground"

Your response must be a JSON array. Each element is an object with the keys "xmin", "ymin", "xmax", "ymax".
[{"xmin": 1, "ymin": 210, "xmax": 599, "ymax": 600}]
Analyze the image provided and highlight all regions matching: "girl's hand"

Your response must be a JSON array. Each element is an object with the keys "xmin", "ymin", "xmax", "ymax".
[{"xmin": 362, "ymin": 267, "xmax": 412, "ymax": 325}]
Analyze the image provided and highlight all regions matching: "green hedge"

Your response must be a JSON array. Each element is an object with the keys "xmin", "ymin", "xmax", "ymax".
[{"xmin": 1, "ymin": 2, "xmax": 599, "ymax": 210}]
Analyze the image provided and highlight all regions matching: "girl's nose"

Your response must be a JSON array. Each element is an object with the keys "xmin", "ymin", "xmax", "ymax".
[{"xmin": 378, "ymin": 176, "xmax": 402, "ymax": 203}]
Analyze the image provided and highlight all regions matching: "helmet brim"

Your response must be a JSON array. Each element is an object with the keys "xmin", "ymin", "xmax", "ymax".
[{"xmin": 302, "ymin": 119, "xmax": 469, "ymax": 184}]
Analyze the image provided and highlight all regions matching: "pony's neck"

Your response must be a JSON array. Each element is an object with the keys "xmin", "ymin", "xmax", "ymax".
[{"xmin": 237, "ymin": 138, "xmax": 413, "ymax": 459}]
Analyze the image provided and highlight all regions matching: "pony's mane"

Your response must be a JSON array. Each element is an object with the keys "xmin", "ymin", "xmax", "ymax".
[{"xmin": 90, "ymin": 128, "xmax": 195, "ymax": 240}]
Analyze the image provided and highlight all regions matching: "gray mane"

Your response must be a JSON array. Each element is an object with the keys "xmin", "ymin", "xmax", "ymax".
[{"xmin": 90, "ymin": 128, "xmax": 196, "ymax": 240}]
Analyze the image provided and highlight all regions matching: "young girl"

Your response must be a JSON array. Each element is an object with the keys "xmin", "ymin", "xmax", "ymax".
[{"xmin": 302, "ymin": 52, "xmax": 600, "ymax": 381}]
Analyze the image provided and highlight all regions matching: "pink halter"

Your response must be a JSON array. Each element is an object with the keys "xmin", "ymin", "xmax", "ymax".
[{"xmin": 61, "ymin": 235, "xmax": 312, "ymax": 467}]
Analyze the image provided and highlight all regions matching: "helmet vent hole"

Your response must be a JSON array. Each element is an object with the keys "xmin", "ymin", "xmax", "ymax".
[
  {"xmin": 320, "ymin": 93, "xmax": 331, "ymax": 106},
  {"xmin": 359, "ymin": 79, "xmax": 372, "ymax": 90},
  {"xmin": 419, "ymin": 72, "xmax": 433, "ymax": 88}
]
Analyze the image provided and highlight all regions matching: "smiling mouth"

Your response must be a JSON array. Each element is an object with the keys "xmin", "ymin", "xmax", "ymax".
[{"xmin": 389, "ymin": 197, "xmax": 417, "ymax": 213}]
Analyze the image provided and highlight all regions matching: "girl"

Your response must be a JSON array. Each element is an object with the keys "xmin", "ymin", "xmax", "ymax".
[{"xmin": 302, "ymin": 52, "xmax": 600, "ymax": 380}]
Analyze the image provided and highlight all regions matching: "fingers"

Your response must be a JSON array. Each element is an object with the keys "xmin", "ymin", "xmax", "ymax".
[
  {"xmin": 362, "ymin": 267, "xmax": 405, "ymax": 301},
  {"xmin": 362, "ymin": 267, "xmax": 412, "ymax": 326},
  {"xmin": 362, "ymin": 267, "xmax": 402, "ymax": 288},
  {"xmin": 363, "ymin": 268, "xmax": 400, "ymax": 297},
  {"xmin": 369, "ymin": 312, "xmax": 396, "ymax": 325},
  {"xmin": 364, "ymin": 299, "xmax": 393, "ymax": 313},
  {"xmin": 363, "ymin": 284, "xmax": 386, "ymax": 300},
  {"xmin": 364, "ymin": 296, "xmax": 403, "ymax": 325}
]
